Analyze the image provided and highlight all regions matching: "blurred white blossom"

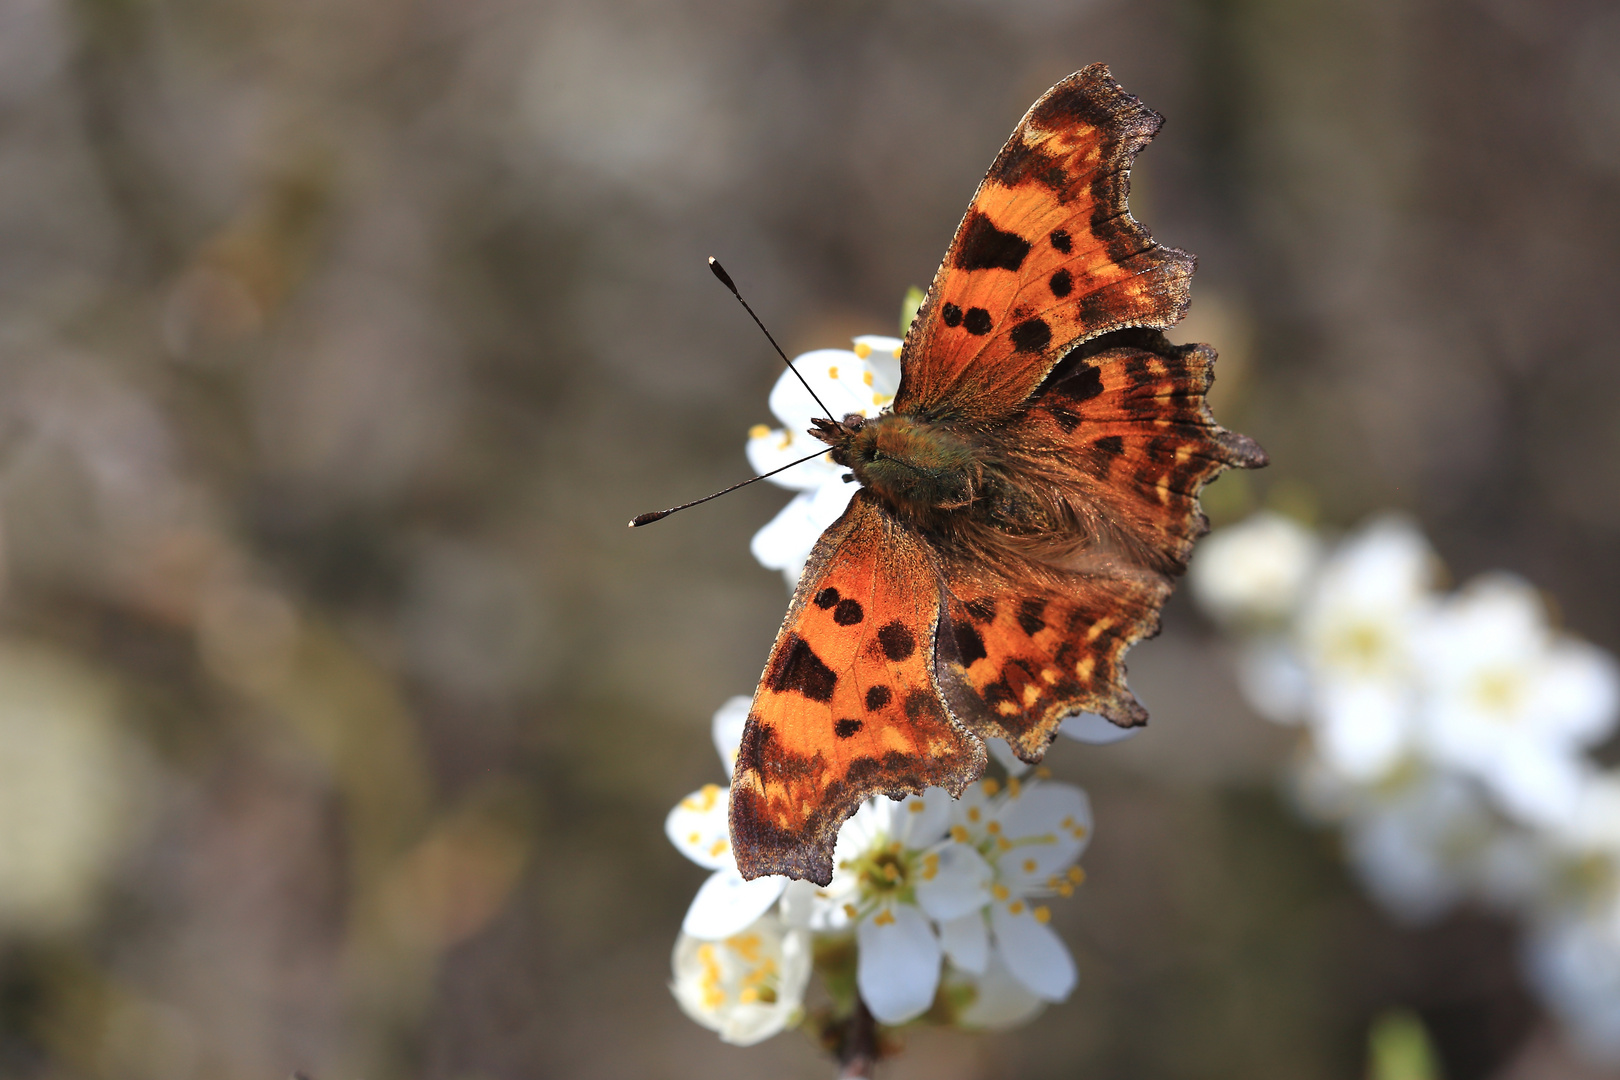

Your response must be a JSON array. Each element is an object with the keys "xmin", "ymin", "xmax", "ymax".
[
  {"xmin": 671, "ymin": 912, "xmax": 812, "ymax": 1046},
  {"xmin": 1414, "ymin": 574, "xmax": 1618, "ymax": 828},
  {"xmin": 1189, "ymin": 510, "xmax": 1321, "ymax": 626},
  {"xmin": 1195, "ymin": 509, "xmax": 1620, "ymax": 1062},
  {"xmin": 0, "ymin": 644, "xmax": 150, "ymax": 933}
]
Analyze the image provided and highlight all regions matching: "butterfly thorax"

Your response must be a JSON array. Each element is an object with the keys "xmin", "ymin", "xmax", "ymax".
[{"xmin": 811, "ymin": 411, "xmax": 987, "ymax": 517}]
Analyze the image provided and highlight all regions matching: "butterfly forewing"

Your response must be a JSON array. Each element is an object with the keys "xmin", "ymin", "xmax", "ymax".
[
  {"xmin": 895, "ymin": 64, "xmax": 1194, "ymax": 420},
  {"xmin": 729, "ymin": 493, "xmax": 987, "ymax": 885}
]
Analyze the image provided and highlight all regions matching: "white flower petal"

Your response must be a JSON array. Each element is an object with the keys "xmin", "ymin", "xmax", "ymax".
[
  {"xmin": 1312, "ymin": 680, "xmax": 1411, "ymax": 780},
  {"xmin": 991, "ymin": 901, "xmax": 1076, "ymax": 1002},
  {"xmin": 896, "ymin": 788, "xmax": 952, "ymax": 848},
  {"xmin": 1058, "ymin": 711, "xmax": 1142, "ymax": 744},
  {"xmin": 712, "ymin": 695, "xmax": 751, "ymax": 777},
  {"xmin": 937, "ymin": 911, "xmax": 990, "ymax": 974},
  {"xmin": 769, "ymin": 349, "xmax": 874, "ymax": 429},
  {"xmin": 682, "ymin": 869, "xmax": 789, "ymax": 940},
  {"xmin": 745, "ymin": 425, "xmax": 841, "ymax": 491},
  {"xmin": 671, "ymin": 912, "xmax": 811, "ymax": 1046},
  {"xmin": 1235, "ymin": 638, "xmax": 1312, "ymax": 724},
  {"xmin": 1538, "ymin": 640, "xmax": 1620, "ymax": 746},
  {"xmin": 852, "ymin": 335, "xmax": 903, "ymax": 397},
  {"xmin": 857, "ymin": 903, "xmax": 942, "ymax": 1024},
  {"xmin": 1478, "ymin": 749, "xmax": 1586, "ymax": 830},
  {"xmin": 915, "ymin": 842, "xmax": 993, "ymax": 921},
  {"xmin": 665, "ymin": 783, "xmax": 732, "ymax": 869},
  {"xmin": 749, "ymin": 482, "xmax": 857, "ymax": 585},
  {"xmin": 953, "ymin": 952, "xmax": 1047, "ymax": 1029},
  {"xmin": 999, "ymin": 783, "xmax": 1093, "ymax": 876},
  {"xmin": 986, "ymin": 738, "xmax": 1032, "ymax": 775},
  {"xmin": 1188, "ymin": 511, "xmax": 1321, "ymax": 625}
]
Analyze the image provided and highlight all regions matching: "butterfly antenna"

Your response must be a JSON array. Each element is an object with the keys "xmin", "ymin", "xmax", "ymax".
[
  {"xmin": 630, "ymin": 445, "xmax": 832, "ymax": 527},
  {"xmin": 708, "ymin": 257, "xmax": 835, "ymax": 421}
]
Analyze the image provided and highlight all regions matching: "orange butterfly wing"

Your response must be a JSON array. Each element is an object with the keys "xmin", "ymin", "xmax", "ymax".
[
  {"xmin": 934, "ymin": 331, "xmax": 1267, "ymax": 759},
  {"xmin": 895, "ymin": 64, "xmax": 1191, "ymax": 419},
  {"xmin": 729, "ymin": 492, "xmax": 986, "ymax": 885}
]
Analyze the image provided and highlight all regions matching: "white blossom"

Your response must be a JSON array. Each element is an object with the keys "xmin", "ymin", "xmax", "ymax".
[
  {"xmin": 1414, "ymin": 573, "xmax": 1619, "ymax": 828},
  {"xmin": 1292, "ymin": 515, "xmax": 1440, "ymax": 779},
  {"xmin": 671, "ymin": 911, "xmax": 812, "ymax": 1045},
  {"xmin": 746, "ymin": 336, "xmax": 902, "ymax": 586},
  {"xmin": 1188, "ymin": 510, "xmax": 1321, "ymax": 626}
]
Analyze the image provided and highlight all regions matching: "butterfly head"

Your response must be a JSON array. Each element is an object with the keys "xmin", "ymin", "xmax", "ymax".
[{"xmin": 810, "ymin": 411, "xmax": 981, "ymax": 516}]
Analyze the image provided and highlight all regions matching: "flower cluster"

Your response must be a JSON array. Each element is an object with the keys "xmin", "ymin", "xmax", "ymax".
[
  {"xmin": 668, "ymin": 334, "xmax": 1109, "ymax": 1053},
  {"xmin": 667, "ymin": 697, "xmax": 1091, "ymax": 1044},
  {"xmin": 1190, "ymin": 511, "xmax": 1620, "ymax": 1059}
]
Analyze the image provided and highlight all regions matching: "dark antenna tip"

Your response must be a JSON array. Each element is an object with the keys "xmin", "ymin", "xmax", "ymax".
[
  {"xmin": 707, "ymin": 256, "xmax": 738, "ymax": 293},
  {"xmin": 706, "ymin": 255, "xmax": 834, "ymax": 421},
  {"xmin": 630, "ymin": 511, "xmax": 671, "ymax": 528}
]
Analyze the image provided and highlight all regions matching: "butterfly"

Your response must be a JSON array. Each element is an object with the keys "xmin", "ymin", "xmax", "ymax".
[{"xmin": 728, "ymin": 65, "xmax": 1267, "ymax": 885}]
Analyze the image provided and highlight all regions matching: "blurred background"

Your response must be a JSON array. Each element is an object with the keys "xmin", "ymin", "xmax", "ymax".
[{"xmin": 0, "ymin": 0, "xmax": 1617, "ymax": 1076}]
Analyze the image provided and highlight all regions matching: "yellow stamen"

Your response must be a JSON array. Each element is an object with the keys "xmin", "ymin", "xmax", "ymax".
[
  {"xmin": 862, "ymin": 370, "xmax": 874, "ymax": 386},
  {"xmin": 687, "ymin": 832, "xmax": 700, "ymax": 844},
  {"xmin": 891, "ymin": 345, "xmax": 902, "ymax": 358},
  {"xmin": 985, "ymin": 821, "xmax": 1001, "ymax": 835},
  {"xmin": 997, "ymin": 836, "xmax": 1012, "ymax": 851},
  {"xmin": 1068, "ymin": 866, "xmax": 1086, "ymax": 884},
  {"xmin": 950, "ymin": 825, "xmax": 971, "ymax": 843},
  {"xmin": 1035, "ymin": 766, "xmax": 1052, "ymax": 780},
  {"xmin": 992, "ymin": 884, "xmax": 1010, "ymax": 901},
  {"xmin": 1034, "ymin": 905, "xmax": 1051, "ymax": 924},
  {"xmin": 1058, "ymin": 883, "xmax": 1074, "ymax": 897},
  {"xmin": 1007, "ymin": 777, "xmax": 1022, "ymax": 798},
  {"xmin": 968, "ymin": 807, "xmax": 982, "ymax": 823},
  {"xmin": 853, "ymin": 342, "xmax": 872, "ymax": 359},
  {"xmin": 981, "ymin": 778, "xmax": 1000, "ymax": 797},
  {"xmin": 1023, "ymin": 858, "xmax": 1038, "ymax": 873},
  {"xmin": 828, "ymin": 365, "xmax": 840, "ymax": 378},
  {"xmin": 748, "ymin": 424, "xmax": 771, "ymax": 440},
  {"xmin": 844, "ymin": 903, "xmax": 858, "ymax": 919},
  {"xmin": 709, "ymin": 839, "xmax": 728, "ymax": 856},
  {"xmin": 738, "ymin": 987, "xmax": 760, "ymax": 1004},
  {"xmin": 873, "ymin": 908, "xmax": 896, "ymax": 926},
  {"xmin": 1009, "ymin": 900, "xmax": 1026, "ymax": 915},
  {"xmin": 908, "ymin": 800, "xmax": 925, "ymax": 813}
]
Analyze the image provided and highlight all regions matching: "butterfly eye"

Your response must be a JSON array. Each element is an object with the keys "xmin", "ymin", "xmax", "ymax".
[{"xmin": 842, "ymin": 412, "xmax": 866, "ymax": 431}]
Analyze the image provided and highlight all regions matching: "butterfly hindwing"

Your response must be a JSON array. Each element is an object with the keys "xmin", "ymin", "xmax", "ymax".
[
  {"xmin": 934, "ymin": 329, "xmax": 1266, "ymax": 759},
  {"xmin": 894, "ymin": 63, "xmax": 1193, "ymax": 420},
  {"xmin": 730, "ymin": 492, "xmax": 987, "ymax": 885},
  {"xmin": 936, "ymin": 571, "xmax": 1167, "ymax": 760}
]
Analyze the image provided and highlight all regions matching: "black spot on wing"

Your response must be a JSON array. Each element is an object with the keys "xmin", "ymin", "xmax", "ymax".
[
  {"xmin": 1017, "ymin": 598, "xmax": 1047, "ymax": 636},
  {"xmin": 768, "ymin": 634, "xmax": 837, "ymax": 702},
  {"xmin": 941, "ymin": 302, "xmax": 963, "ymax": 328},
  {"xmin": 833, "ymin": 599, "xmax": 865, "ymax": 626},
  {"xmin": 834, "ymin": 718, "xmax": 863, "ymax": 738},
  {"xmin": 953, "ymin": 211, "xmax": 1032, "ymax": 272},
  {"xmin": 876, "ymin": 621, "xmax": 917, "ymax": 662},
  {"xmin": 964, "ymin": 597, "xmax": 997, "ymax": 622},
  {"xmin": 962, "ymin": 307, "xmax": 993, "ymax": 336},
  {"xmin": 1010, "ymin": 318, "xmax": 1051, "ymax": 354},
  {"xmin": 1065, "ymin": 364, "xmax": 1104, "ymax": 402},
  {"xmin": 814, "ymin": 588, "xmax": 840, "ymax": 610},
  {"xmin": 864, "ymin": 685, "xmax": 892, "ymax": 711},
  {"xmin": 1050, "ymin": 228, "xmax": 1072, "ymax": 254},
  {"xmin": 1049, "ymin": 269, "xmax": 1073, "ymax": 298},
  {"xmin": 952, "ymin": 620, "xmax": 987, "ymax": 666},
  {"xmin": 1095, "ymin": 435, "xmax": 1124, "ymax": 456}
]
